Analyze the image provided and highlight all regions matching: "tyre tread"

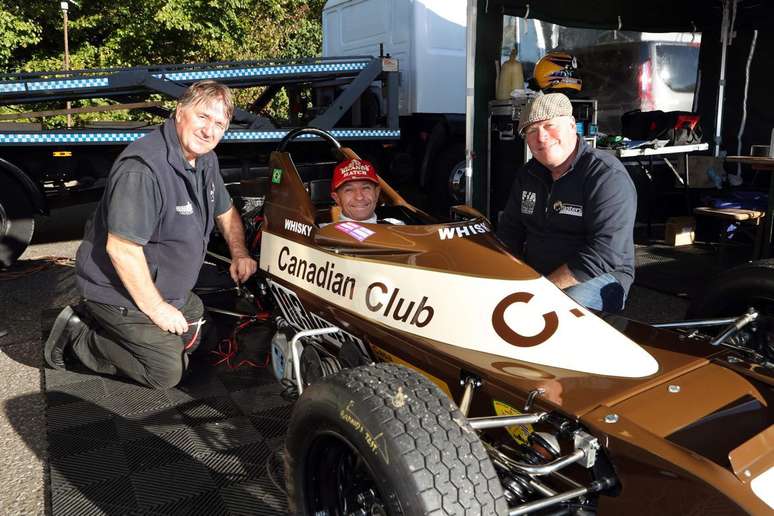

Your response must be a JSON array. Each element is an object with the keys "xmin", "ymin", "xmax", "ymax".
[{"xmin": 286, "ymin": 363, "xmax": 507, "ymax": 515}]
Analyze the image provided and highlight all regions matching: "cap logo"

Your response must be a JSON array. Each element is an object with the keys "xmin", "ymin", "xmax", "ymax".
[
  {"xmin": 338, "ymin": 159, "xmax": 371, "ymax": 179},
  {"xmin": 332, "ymin": 158, "xmax": 379, "ymax": 191}
]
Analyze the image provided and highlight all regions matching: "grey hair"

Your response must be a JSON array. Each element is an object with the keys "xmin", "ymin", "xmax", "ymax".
[{"xmin": 175, "ymin": 80, "xmax": 234, "ymax": 121}]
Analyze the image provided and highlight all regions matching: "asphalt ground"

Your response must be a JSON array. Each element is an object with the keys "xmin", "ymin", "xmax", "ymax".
[{"xmin": 0, "ymin": 203, "xmax": 689, "ymax": 515}]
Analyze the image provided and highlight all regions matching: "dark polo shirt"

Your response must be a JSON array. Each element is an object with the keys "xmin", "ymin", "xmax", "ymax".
[{"xmin": 76, "ymin": 119, "xmax": 231, "ymax": 309}]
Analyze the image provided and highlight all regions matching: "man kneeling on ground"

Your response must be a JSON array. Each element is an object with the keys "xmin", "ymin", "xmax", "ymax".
[{"xmin": 44, "ymin": 80, "xmax": 257, "ymax": 389}]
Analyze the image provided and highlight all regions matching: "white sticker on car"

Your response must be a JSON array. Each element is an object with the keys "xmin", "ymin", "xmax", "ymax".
[{"xmin": 259, "ymin": 232, "xmax": 658, "ymax": 378}]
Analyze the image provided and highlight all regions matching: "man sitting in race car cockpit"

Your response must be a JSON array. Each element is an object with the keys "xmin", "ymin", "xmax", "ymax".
[{"xmin": 330, "ymin": 158, "xmax": 381, "ymax": 223}]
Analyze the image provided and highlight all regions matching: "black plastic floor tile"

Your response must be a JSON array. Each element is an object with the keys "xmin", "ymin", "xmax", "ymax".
[
  {"xmin": 51, "ymin": 476, "xmax": 138, "ymax": 516},
  {"xmin": 220, "ymin": 476, "xmax": 289, "ymax": 516},
  {"xmin": 131, "ymin": 458, "xmax": 216, "ymax": 509},
  {"xmin": 45, "ymin": 323, "xmax": 292, "ymax": 515},
  {"xmin": 50, "ymin": 443, "xmax": 129, "ymax": 490},
  {"xmin": 189, "ymin": 416, "xmax": 264, "ymax": 452},
  {"xmin": 229, "ymin": 382, "xmax": 293, "ymax": 415},
  {"xmin": 176, "ymin": 395, "xmax": 243, "ymax": 425},
  {"xmin": 48, "ymin": 431, "xmax": 116, "ymax": 458},
  {"xmin": 114, "ymin": 409, "xmax": 188, "ymax": 441},
  {"xmin": 136, "ymin": 488, "xmax": 228, "ymax": 516},
  {"xmin": 47, "ymin": 400, "xmax": 114, "ymax": 430},
  {"xmin": 121, "ymin": 438, "xmax": 189, "ymax": 473},
  {"xmin": 46, "ymin": 377, "xmax": 109, "ymax": 406}
]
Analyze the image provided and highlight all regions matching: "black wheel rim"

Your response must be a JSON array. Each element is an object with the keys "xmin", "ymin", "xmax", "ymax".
[{"xmin": 304, "ymin": 431, "xmax": 390, "ymax": 516}]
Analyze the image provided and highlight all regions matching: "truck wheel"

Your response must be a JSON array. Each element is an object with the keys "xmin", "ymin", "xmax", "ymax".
[
  {"xmin": 687, "ymin": 259, "xmax": 774, "ymax": 318},
  {"xmin": 430, "ymin": 143, "xmax": 465, "ymax": 218},
  {"xmin": 285, "ymin": 363, "xmax": 507, "ymax": 516},
  {"xmin": 0, "ymin": 175, "xmax": 34, "ymax": 267}
]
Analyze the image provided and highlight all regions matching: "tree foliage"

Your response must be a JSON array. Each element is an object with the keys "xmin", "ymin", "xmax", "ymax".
[
  {"xmin": 0, "ymin": 2, "xmax": 41, "ymax": 68},
  {"xmin": 0, "ymin": 0, "xmax": 326, "ymax": 126},
  {"xmin": 1, "ymin": 0, "xmax": 326, "ymax": 71}
]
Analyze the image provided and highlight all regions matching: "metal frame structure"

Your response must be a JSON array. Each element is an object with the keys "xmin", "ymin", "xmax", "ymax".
[{"xmin": 0, "ymin": 56, "xmax": 399, "ymax": 134}]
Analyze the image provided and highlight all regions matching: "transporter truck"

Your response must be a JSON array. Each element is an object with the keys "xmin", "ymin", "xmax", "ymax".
[
  {"xmin": 322, "ymin": 0, "xmax": 468, "ymax": 214},
  {"xmin": 0, "ymin": 56, "xmax": 400, "ymax": 266}
]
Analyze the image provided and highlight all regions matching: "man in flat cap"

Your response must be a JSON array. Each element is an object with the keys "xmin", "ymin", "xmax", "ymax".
[{"xmin": 496, "ymin": 92, "xmax": 636, "ymax": 312}]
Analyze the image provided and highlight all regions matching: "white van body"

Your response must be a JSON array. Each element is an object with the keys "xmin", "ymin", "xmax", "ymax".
[{"xmin": 322, "ymin": 0, "xmax": 467, "ymax": 116}]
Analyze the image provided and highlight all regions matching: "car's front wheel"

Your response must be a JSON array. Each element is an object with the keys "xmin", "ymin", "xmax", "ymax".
[{"xmin": 285, "ymin": 363, "xmax": 507, "ymax": 515}]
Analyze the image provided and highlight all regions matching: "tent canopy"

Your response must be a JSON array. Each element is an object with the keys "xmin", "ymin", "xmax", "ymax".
[
  {"xmin": 490, "ymin": 0, "xmax": 771, "ymax": 33},
  {"xmin": 467, "ymin": 0, "xmax": 774, "ymax": 210}
]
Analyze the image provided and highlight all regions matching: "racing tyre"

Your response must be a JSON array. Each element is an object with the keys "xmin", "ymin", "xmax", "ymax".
[
  {"xmin": 687, "ymin": 259, "xmax": 774, "ymax": 318},
  {"xmin": 0, "ymin": 174, "xmax": 34, "ymax": 268},
  {"xmin": 285, "ymin": 363, "xmax": 507, "ymax": 515}
]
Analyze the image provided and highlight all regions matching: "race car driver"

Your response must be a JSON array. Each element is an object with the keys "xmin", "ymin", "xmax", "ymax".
[{"xmin": 330, "ymin": 158, "xmax": 382, "ymax": 223}]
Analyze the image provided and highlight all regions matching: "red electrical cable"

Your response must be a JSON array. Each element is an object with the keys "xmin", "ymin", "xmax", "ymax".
[{"xmin": 209, "ymin": 311, "xmax": 271, "ymax": 369}]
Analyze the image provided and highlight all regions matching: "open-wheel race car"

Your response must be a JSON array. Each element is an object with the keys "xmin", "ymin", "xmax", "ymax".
[{"xmin": 206, "ymin": 128, "xmax": 773, "ymax": 515}]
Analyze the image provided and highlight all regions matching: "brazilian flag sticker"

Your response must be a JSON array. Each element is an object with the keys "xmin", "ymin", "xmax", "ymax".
[{"xmin": 271, "ymin": 168, "xmax": 283, "ymax": 184}]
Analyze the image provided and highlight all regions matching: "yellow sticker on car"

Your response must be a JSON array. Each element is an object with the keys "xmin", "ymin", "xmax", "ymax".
[{"xmin": 493, "ymin": 400, "xmax": 533, "ymax": 445}]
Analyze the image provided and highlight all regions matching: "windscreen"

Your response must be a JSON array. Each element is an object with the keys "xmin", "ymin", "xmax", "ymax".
[
  {"xmin": 501, "ymin": 16, "xmax": 700, "ymax": 134},
  {"xmin": 656, "ymin": 44, "xmax": 700, "ymax": 93}
]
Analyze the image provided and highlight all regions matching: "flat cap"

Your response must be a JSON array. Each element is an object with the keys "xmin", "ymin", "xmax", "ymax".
[{"xmin": 518, "ymin": 92, "xmax": 573, "ymax": 134}]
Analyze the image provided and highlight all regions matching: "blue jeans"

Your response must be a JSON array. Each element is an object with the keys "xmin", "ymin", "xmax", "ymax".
[{"xmin": 564, "ymin": 273, "xmax": 625, "ymax": 312}]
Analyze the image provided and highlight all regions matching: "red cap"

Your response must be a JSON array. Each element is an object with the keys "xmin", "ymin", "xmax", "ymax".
[{"xmin": 331, "ymin": 158, "xmax": 379, "ymax": 192}]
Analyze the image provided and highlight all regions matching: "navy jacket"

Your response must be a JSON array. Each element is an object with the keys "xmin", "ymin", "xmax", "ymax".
[{"xmin": 496, "ymin": 138, "xmax": 637, "ymax": 295}]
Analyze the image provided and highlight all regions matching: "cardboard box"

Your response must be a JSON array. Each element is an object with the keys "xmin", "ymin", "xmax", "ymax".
[{"xmin": 664, "ymin": 216, "xmax": 696, "ymax": 246}]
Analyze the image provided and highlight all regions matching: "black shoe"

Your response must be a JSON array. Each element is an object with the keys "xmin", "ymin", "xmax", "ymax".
[{"xmin": 44, "ymin": 306, "xmax": 85, "ymax": 370}]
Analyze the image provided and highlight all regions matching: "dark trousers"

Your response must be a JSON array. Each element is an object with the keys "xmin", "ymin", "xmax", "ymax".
[{"xmin": 72, "ymin": 293, "xmax": 205, "ymax": 389}]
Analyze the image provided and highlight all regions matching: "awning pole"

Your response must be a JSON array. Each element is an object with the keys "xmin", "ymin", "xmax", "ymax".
[
  {"xmin": 713, "ymin": 0, "xmax": 735, "ymax": 157},
  {"xmin": 464, "ymin": 0, "xmax": 477, "ymax": 205}
]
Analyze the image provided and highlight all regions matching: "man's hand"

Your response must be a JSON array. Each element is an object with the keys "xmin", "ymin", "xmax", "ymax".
[
  {"xmin": 216, "ymin": 206, "xmax": 257, "ymax": 284},
  {"xmin": 230, "ymin": 254, "xmax": 257, "ymax": 284},
  {"xmin": 547, "ymin": 264, "xmax": 579, "ymax": 290},
  {"xmin": 146, "ymin": 301, "xmax": 188, "ymax": 335}
]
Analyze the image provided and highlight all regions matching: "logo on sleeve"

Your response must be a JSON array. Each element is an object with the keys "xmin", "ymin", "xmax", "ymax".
[
  {"xmin": 209, "ymin": 182, "xmax": 215, "ymax": 203},
  {"xmin": 521, "ymin": 191, "xmax": 536, "ymax": 215}
]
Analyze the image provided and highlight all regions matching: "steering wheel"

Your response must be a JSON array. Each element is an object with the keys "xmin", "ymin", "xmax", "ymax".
[{"xmin": 278, "ymin": 127, "xmax": 342, "ymax": 152}]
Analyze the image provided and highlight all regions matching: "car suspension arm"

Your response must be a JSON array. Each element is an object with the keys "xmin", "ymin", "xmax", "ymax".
[
  {"xmin": 709, "ymin": 308, "xmax": 758, "ymax": 347},
  {"xmin": 290, "ymin": 327, "xmax": 341, "ymax": 395},
  {"xmin": 508, "ymin": 477, "xmax": 616, "ymax": 516},
  {"xmin": 468, "ymin": 413, "xmax": 547, "ymax": 430}
]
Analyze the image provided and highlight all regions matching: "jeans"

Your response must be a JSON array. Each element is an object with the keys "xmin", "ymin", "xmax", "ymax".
[{"xmin": 564, "ymin": 273, "xmax": 625, "ymax": 313}]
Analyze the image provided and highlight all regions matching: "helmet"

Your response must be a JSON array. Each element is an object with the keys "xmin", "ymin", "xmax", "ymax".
[{"xmin": 533, "ymin": 51, "xmax": 582, "ymax": 92}]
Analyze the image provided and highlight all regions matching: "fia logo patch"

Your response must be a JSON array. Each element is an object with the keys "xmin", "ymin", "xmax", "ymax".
[{"xmin": 521, "ymin": 191, "xmax": 536, "ymax": 215}]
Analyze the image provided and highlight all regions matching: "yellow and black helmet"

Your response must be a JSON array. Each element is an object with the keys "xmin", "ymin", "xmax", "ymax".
[{"xmin": 533, "ymin": 51, "xmax": 582, "ymax": 92}]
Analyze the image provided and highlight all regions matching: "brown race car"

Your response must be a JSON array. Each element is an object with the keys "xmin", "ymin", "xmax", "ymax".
[{"xmin": 216, "ymin": 128, "xmax": 773, "ymax": 515}]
